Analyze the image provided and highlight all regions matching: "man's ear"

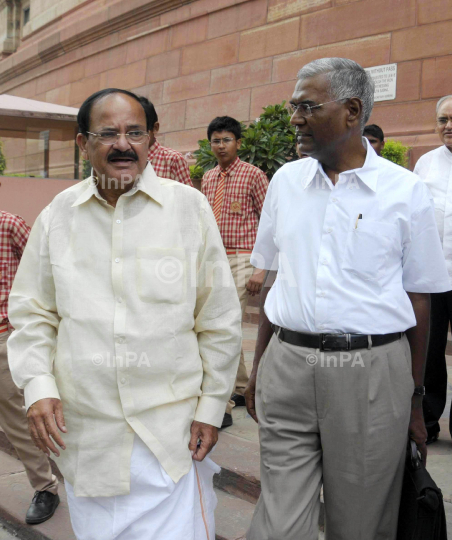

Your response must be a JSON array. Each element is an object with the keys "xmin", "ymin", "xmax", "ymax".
[
  {"xmin": 236, "ymin": 138, "xmax": 242, "ymax": 150},
  {"xmin": 76, "ymin": 133, "xmax": 89, "ymax": 161},
  {"xmin": 381, "ymin": 140, "xmax": 385, "ymax": 150},
  {"xmin": 346, "ymin": 97, "xmax": 363, "ymax": 128},
  {"xmin": 153, "ymin": 122, "xmax": 160, "ymax": 135}
]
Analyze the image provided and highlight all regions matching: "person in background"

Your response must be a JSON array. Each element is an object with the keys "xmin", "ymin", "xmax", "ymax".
[
  {"xmin": 139, "ymin": 97, "xmax": 193, "ymax": 187},
  {"xmin": 245, "ymin": 58, "xmax": 449, "ymax": 540},
  {"xmin": 7, "ymin": 89, "xmax": 241, "ymax": 540},
  {"xmin": 414, "ymin": 94, "xmax": 452, "ymax": 444},
  {"xmin": 0, "ymin": 211, "xmax": 59, "ymax": 525},
  {"xmin": 202, "ymin": 116, "xmax": 269, "ymax": 429},
  {"xmin": 363, "ymin": 123, "xmax": 385, "ymax": 156}
]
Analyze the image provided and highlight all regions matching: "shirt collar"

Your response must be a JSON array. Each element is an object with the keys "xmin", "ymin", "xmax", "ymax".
[
  {"xmin": 303, "ymin": 137, "xmax": 379, "ymax": 192},
  {"xmin": 220, "ymin": 156, "xmax": 241, "ymax": 177},
  {"xmin": 148, "ymin": 139, "xmax": 161, "ymax": 160},
  {"xmin": 72, "ymin": 162, "xmax": 163, "ymax": 208}
]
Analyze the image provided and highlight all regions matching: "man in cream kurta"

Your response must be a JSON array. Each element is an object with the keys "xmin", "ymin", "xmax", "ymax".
[{"xmin": 7, "ymin": 89, "xmax": 241, "ymax": 539}]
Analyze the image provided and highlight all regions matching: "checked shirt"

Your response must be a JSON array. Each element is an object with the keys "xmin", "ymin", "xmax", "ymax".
[
  {"xmin": 0, "ymin": 211, "xmax": 30, "ymax": 321},
  {"xmin": 148, "ymin": 139, "xmax": 193, "ymax": 187},
  {"xmin": 202, "ymin": 157, "xmax": 269, "ymax": 251}
]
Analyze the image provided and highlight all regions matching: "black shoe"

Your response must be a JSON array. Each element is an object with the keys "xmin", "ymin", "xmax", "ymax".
[
  {"xmin": 231, "ymin": 394, "xmax": 246, "ymax": 407},
  {"xmin": 426, "ymin": 430, "xmax": 440, "ymax": 445},
  {"xmin": 26, "ymin": 491, "xmax": 60, "ymax": 525},
  {"xmin": 221, "ymin": 413, "xmax": 233, "ymax": 429}
]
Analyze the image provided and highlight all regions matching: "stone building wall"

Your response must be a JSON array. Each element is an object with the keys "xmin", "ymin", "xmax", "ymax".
[{"xmin": 0, "ymin": 0, "xmax": 451, "ymax": 176}]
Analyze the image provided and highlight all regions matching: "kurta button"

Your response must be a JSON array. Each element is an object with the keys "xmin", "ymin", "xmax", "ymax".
[
  {"xmin": 120, "ymin": 377, "xmax": 126, "ymax": 384},
  {"xmin": 115, "ymin": 258, "xmax": 120, "ymax": 263},
  {"xmin": 116, "ymin": 219, "xmax": 121, "ymax": 224},
  {"xmin": 117, "ymin": 297, "xmax": 122, "ymax": 303}
]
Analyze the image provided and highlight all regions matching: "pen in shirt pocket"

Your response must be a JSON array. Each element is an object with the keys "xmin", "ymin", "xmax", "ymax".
[{"xmin": 354, "ymin": 214, "xmax": 363, "ymax": 229}]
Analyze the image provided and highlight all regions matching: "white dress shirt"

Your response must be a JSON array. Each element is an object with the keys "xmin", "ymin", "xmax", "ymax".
[
  {"xmin": 414, "ymin": 144, "xmax": 452, "ymax": 288},
  {"xmin": 7, "ymin": 164, "xmax": 241, "ymax": 496},
  {"xmin": 251, "ymin": 138, "xmax": 450, "ymax": 334}
]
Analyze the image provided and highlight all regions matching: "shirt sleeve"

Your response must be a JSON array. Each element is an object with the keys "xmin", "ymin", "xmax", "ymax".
[
  {"xmin": 250, "ymin": 176, "xmax": 279, "ymax": 270},
  {"xmin": 251, "ymin": 169, "xmax": 269, "ymax": 217},
  {"xmin": 193, "ymin": 197, "xmax": 242, "ymax": 428},
  {"xmin": 9, "ymin": 215, "xmax": 30, "ymax": 261},
  {"xmin": 7, "ymin": 206, "xmax": 61, "ymax": 408},
  {"xmin": 171, "ymin": 154, "xmax": 194, "ymax": 188},
  {"xmin": 402, "ymin": 182, "xmax": 451, "ymax": 293}
]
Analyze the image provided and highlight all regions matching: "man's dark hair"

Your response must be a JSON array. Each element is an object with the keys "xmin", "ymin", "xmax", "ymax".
[
  {"xmin": 77, "ymin": 89, "xmax": 158, "ymax": 135},
  {"xmin": 207, "ymin": 116, "xmax": 241, "ymax": 141},
  {"xmin": 363, "ymin": 124, "xmax": 384, "ymax": 142}
]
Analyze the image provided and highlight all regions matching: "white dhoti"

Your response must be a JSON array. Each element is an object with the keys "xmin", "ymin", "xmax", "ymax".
[{"xmin": 66, "ymin": 436, "xmax": 220, "ymax": 540}]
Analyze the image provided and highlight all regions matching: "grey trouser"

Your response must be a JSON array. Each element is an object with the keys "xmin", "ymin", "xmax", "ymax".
[
  {"xmin": 0, "ymin": 329, "xmax": 58, "ymax": 494},
  {"xmin": 247, "ymin": 333, "xmax": 414, "ymax": 540}
]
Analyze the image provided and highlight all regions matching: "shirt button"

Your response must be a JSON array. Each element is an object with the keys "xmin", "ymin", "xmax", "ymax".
[
  {"xmin": 120, "ymin": 377, "xmax": 126, "ymax": 384},
  {"xmin": 326, "ymin": 228, "xmax": 332, "ymax": 233},
  {"xmin": 115, "ymin": 258, "xmax": 120, "ymax": 263},
  {"xmin": 331, "ymin": 198, "xmax": 338, "ymax": 203},
  {"xmin": 117, "ymin": 297, "xmax": 122, "ymax": 303},
  {"xmin": 118, "ymin": 337, "xmax": 124, "ymax": 344},
  {"xmin": 320, "ymin": 291, "xmax": 326, "ymax": 297},
  {"xmin": 322, "ymin": 259, "xmax": 328, "ymax": 265},
  {"xmin": 319, "ymin": 324, "xmax": 325, "ymax": 330},
  {"xmin": 116, "ymin": 219, "xmax": 121, "ymax": 224}
]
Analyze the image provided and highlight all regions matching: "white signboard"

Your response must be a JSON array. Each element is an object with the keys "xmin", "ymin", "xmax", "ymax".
[{"xmin": 365, "ymin": 63, "xmax": 397, "ymax": 102}]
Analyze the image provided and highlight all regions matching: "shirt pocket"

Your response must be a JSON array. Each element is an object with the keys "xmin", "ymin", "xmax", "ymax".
[
  {"xmin": 341, "ymin": 220, "xmax": 398, "ymax": 282},
  {"xmin": 136, "ymin": 247, "xmax": 186, "ymax": 304}
]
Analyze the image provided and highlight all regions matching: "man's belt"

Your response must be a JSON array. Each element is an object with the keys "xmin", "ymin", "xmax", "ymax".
[
  {"xmin": 271, "ymin": 324, "xmax": 402, "ymax": 351},
  {"xmin": 225, "ymin": 249, "xmax": 252, "ymax": 256}
]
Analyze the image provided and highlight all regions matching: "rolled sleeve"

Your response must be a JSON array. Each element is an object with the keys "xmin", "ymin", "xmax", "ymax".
[
  {"xmin": 251, "ymin": 178, "xmax": 278, "ymax": 270},
  {"xmin": 402, "ymin": 187, "xmax": 450, "ymax": 293},
  {"xmin": 7, "ymin": 207, "xmax": 61, "ymax": 408},
  {"xmin": 194, "ymin": 197, "xmax": 242, "ymax": 427}
]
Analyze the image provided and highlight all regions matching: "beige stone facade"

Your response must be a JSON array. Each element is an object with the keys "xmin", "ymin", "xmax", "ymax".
[{"xmin": 0, "ymin": 0, "xmax": 451, "ymax": 177}]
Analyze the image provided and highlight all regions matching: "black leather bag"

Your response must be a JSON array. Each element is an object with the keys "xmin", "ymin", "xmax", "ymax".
[{"xmin": 397, "ymin": 440, "xmax": 448, "ymax": 540}]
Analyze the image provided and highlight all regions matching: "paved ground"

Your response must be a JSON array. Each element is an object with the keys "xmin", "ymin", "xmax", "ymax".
[{"xmin": 0, "ymin": 526, "xmax": 18, "ymax": 539}]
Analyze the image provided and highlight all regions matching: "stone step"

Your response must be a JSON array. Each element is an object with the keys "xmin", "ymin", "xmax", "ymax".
[{"xmin": 214, "ymin": 489, "xmax": 255, "ymax": 540}]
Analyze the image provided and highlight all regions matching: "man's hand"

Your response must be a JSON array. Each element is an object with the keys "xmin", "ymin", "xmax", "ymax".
[
  {"xmin": 409, "ymin": 397, "xmax": 428, "ymax": 465},
  {"xmin": 246, "ymin": 269, "xmax": 266, "ymax": 296},
  {"xmin": 245, "ymin": 371, "xmax": 258, "ymax": 423},
  {"xmin": 27, "ymin": 398, "xmax": 67, "ymax": 457},
  {"xmin": 189, "ymin": 421, "xmax": 218, "ymax": 462}
]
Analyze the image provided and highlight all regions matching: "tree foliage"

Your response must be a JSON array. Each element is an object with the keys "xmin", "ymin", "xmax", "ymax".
[
  {"xmin": 381, "ymin": 139, "xmax": 411, "ymax": 168},
  {"xmin": 193, "ymin": 102, "xmax": 297, "ymax": 179}
]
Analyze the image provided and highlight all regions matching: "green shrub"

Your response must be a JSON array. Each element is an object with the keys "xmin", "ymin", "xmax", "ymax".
[
  {"xmin": 0, "ymin": 140, "xmax": 7, "ymax": 175},
  {"xmin": 189, "ymin": 164, "xmax": 204, "ymax": 180},
  {"xmin": 193, "ymin": 102, "xmax": 297, "ymax": 179},
  {"xmin": 381, "ymin": 139, "xmax": 411, "ymax": 168}
]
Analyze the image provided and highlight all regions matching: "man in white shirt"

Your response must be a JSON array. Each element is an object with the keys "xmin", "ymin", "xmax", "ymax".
[
  {"xmin": 245, "ymin": 58, "xmax": 450, "ymax": 540},
  {"xmin": 7, "ymin": 88, "xmax": 242, "ymax": 540},
  {"xmin": 414, "ymin": 94, "xmax": 452, "ymax": 444}
]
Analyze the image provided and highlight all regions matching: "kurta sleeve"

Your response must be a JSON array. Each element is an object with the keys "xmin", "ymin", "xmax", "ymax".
[
  {"xmin": 402, "ymin": 182, "xmax": 450, "ymax": 293},
  {"xmin": 193, "ymin": 196, "xmax": 242, "ymax": 427},
  {"xmin": 7, "ymin": 206, "xmax": 61, "ymax": 409}
]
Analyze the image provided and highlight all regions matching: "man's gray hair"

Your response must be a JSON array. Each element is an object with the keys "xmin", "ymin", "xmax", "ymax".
[
  {"xmin": 297, "ymin": 58, "xmax": 375, "ymax": 130},
  {"xmin": 436, "ymin": 95, "xmax": 452, "ymax": 114}
]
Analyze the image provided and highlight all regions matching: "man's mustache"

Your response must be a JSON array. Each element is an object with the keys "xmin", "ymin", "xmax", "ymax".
[{"xmin": 108, "ymin": 151, "xmax": 138, "ymax": 161}]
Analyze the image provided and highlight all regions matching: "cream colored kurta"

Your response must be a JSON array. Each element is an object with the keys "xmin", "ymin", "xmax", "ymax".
[{"xmin": 7, "ymin": 164, "xmax": 242, "ymax": 497}]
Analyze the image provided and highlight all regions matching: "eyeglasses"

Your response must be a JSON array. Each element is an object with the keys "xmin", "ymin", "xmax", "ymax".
[
  {"xmin": 289, "ymin": 98, "xmax": 350, "ymax": 117},
  {"xmin": 210, "ymin": 137, "xmax": 235, "ymax": 146},
  {"xmin": 86, "ymin": 130, "xmax": 150, "ymax": 145}
]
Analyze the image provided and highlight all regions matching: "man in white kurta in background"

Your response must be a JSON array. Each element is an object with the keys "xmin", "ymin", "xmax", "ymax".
[
  {"xmin": 7, "ymin": 88, "xmax": 242, "ymax": 540},
  {"xmin": 414, "ymin": 94, "xmax": 452, "ymax": 444}
]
